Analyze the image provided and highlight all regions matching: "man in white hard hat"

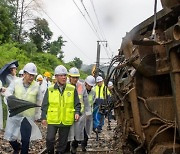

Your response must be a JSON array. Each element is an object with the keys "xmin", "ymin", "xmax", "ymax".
[
  {"xmin": 4, "ymin": 62, "xmax": 42, "ymax": 154},
  {"xmin": 108, "ymin": 81, "xmax": 113, "ymax": 91},
  {"xmin": 6, "ymin": 63, "xmax": 18, "ymax": 86},
  {"xmin": 81, "ymin": 75, "xmax": 96, "ymax": 151},
  {"xmin": 41, "ymin": 65, "xmax": 81, "ymax": 154},
  {"xmin": 67, "ymin": 67, "xmax": 91, "ymax": 154},
  {"xmin": 93, "ymin": 76, "xmax": 109, "ymax": 133},
  {"xmin": 18, "ymin": 69, "xmax": 24, "ymax": 78},
  {"xmin": 51, "ymin": 75, "xmax": 57, "ymax": 84}
]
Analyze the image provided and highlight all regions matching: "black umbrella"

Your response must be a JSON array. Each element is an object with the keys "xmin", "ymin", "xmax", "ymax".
[
  {"xmin": 0, "ymin": 60, "xmax": 19, "ymax": 85},
  {"xmin": 7, "ymin": 95, "xmax": 41, "ymax": 117}
]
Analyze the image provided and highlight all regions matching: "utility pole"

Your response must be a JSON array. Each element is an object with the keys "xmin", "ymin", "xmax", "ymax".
[
  {"xmin": 95, "ymin": 41, "xmax": 107, "ymax": 78},
  {"xmin": 95, "ymin": 41, "xmax": 100, "ymax": 77}
]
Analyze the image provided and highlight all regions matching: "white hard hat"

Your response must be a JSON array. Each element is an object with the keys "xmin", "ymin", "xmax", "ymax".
[
  {"xmin": 9, "ymin": 64, "xmax": 17, "ymax": 69},
  {"xmin": 69, "ymin": 67, "xmax": 80, "ymax": 77},
  {"xmin": 85, "ymin": 75, "xmax": 95, "ymax": 86},
  {"xmin": 108, "ymin": 81, "xmax": 113, "ymax": 87},
  {"xmin": 23, "ymin": 62, "xmax": 37, "ymax": 75},
  {"xmin": 54, "ymin": 65, "xmax": 68, "ymax": 75},
  {"xmin": 18, "ymin": 69, "xmax": 24, "ymax": 75},
  {"xmin": 96, "ymin": 76, "xmax": 103, "ymax": 82},
  {"xmin": 36, "ymin": 74, "xmax": 43, "ymax": 81},
  {"xmin": 52, "ymin": 75, "xmax": 55, "ymax": 80}
]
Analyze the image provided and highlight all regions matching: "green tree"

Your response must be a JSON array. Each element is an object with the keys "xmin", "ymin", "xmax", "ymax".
[
  {"xmin": 29, "ymin": 18, "xmax": 53, "ymax": 52},
  {"xmin": 6, "ymin": 0, "xmax": 43, "ymax": 42},
  {"xmin": 0, "ymin": 0, "xmax": 14, "ymax": 43},
  {"xmin": 73, "ymin": 57, "xmax": 83, "ymax": 69},
  {"xmin": 49, "ymin": 36, "xmax": 66, "ymax": 61},
  {"xmin": 19, "ymin": 41, "xmax": 37, "ymax": 56}
]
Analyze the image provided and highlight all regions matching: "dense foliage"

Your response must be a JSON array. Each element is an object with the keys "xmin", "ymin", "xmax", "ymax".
[
  {"xmin": 0, "ymin": 43, "xmax": 87, "ymax": 78},
  {"xmin": 0, "ymin": 0, "xmax": 87, "ymax": 78},
  {"xmin": 0, "ymin": 0, "xmax": 89, "ymax": 128}
]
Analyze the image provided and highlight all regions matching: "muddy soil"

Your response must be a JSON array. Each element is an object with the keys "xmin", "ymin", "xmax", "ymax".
[{"xmin": 0, "ymin": 119, "xmax": 125, "ymax": 154}]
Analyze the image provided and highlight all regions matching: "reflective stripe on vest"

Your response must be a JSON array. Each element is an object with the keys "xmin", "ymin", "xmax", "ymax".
[
  {"xmin": 88, "ymin": 93, "xmax": 94, "ymax": 112},
  {"xmin": 94, "ymin": 83, "xmax": 110, "ymax": 99},
  {"xmin": 95, "ymin": 83, "xmax": 105, "ymax": 99},
  {"xmin": 47, "ymin": 84, "xmax": 75, "ymax": 125}
]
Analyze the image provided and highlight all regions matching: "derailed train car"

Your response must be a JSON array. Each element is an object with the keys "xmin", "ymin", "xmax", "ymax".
[{"xmin": 106, "ymin": 0, "xmax": 180, "ymax": 153}]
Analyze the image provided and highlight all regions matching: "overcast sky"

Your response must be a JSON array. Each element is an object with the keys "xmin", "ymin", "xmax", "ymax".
[{"xmin": 42, "ymin": 0, "xmax": 162, "ymax": 65}]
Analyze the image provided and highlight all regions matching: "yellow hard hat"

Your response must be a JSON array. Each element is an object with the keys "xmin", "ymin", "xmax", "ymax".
[{"xmin": 44, "ymin": 72, "xmax": 51, "ymax": 78}]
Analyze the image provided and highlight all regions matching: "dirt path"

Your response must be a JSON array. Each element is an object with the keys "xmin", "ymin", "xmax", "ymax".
[{"xmin": 0, "ymin": 118, "xmax": 120, "ymax": 154}]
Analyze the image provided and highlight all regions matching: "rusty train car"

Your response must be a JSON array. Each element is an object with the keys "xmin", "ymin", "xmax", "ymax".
[{"xmin": 107, "ymin": 0, "xmax": 180, "ymax": 153}]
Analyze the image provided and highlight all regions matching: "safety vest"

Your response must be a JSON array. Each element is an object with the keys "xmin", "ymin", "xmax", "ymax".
[
  {"xmin": 47, "ymin": 83, "xmax": 75, "ymax": 125},
  {"xmin": 77, "ymin": 82, "xmax": 84, "ymax": 113},
  {"xmin": 14, "ymin": 79, "xmax": 39, "ymax": 117},
  {"xmin": 94, "ymin": 83, "xmax": 105, "ymax": 99},
  {"xmin": 88, "ymin": 91, "xmax": 94, "ymax": 112},
  {"xmin": 94, "ymin": 83, "xmax": 110, "ymax": 99}
]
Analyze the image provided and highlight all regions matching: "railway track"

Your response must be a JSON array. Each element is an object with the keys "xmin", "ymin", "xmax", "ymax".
[{"xmin": 0, "ymin": 119, "xmax": 118, "ymax": 154}]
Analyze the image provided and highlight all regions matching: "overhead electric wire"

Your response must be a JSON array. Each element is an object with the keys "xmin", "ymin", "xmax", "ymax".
[
  {"xmin": 80, "ymin": 0, "xmax": 101, "ymax": 39},
  {"xmin": 86, "ymin": 0, "xmax": 112, "ymax": 58},
  {"xmin": 32, "ymin": 0, "xmax": 94, "ymax": 62},
  {"xmin": 72, "ymin": 0, "xmax": 98, "ymax": 36},
  {"xmin": 80, "ymin": 0, "xmax": 110, "ymax": 59},
  {"xmin": 24, "ymin": 0, "xmax": 34, "ymax": 10},
  {"xmin": 73, "ymin": 0, "xmax": 103, "ymax": 42},
  {"xmin": 73, "ymin": 0, "xmax": 111, "ymax": 60},
  {"xmin": 90, "ymin": 0, "xmax": 114, "ymax": 58},
  {"xmin": 90, "ymin": 0, "xmax": 106, "ymax": 41}
]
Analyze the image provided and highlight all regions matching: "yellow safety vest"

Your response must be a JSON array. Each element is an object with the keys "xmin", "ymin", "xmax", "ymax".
[
  {"xmin": 95, "ymin": 83, "xmax": 105, "ymax": 99},
  {"xmin": 94, "ymin": 83, "xmax": 110, "ymax": 99},
  {"xmin": 88, "ymin": 92, "xmax": 94, "ymax": 112},
  {"xmin": 47, "ymin": 84, "xmax": 75, "ymax": 125},
  {"xmin": 14, "ymin": 80, "xmax": 39, "ymax": 117}
]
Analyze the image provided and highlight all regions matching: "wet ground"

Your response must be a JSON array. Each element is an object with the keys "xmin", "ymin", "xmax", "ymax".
[{"xmin": 0, "ymin": 118, "xmax": 122, "ymax": 154}]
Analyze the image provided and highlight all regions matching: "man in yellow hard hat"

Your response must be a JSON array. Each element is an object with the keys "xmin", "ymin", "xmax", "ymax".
[{"xmin": 43, "ymin": 71, "xmax": 52, "ymax": 88}]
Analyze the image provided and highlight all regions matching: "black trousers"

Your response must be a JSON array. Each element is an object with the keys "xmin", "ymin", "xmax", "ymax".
[
  {"xmin": 46, "ymin": 125, "xmax": 70, "ymax": 154},
  {"xmin": 81, "ymin": 129, "xmax": 88, "ymax": 148},
  {"xmin": 71, "ymin": 139, "xmax": 79, "ymax": 149},
  {"xmin": 10, "ymin": 117, "xmax": 32, "ymax": 154}
]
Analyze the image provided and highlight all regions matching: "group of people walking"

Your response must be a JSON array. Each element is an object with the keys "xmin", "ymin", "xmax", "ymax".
[{"xmin": 0, "ymin": 61, "xmax": 114, "ymax": 154}]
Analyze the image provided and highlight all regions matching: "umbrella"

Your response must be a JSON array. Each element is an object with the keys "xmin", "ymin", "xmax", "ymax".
[
  {"xmin": 0, "ymin": 60, "xmax": 19, "ymax": 85},
  {"xmin": 7, "ymin": 95, "xmax": 41, "ymax": 117}
]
